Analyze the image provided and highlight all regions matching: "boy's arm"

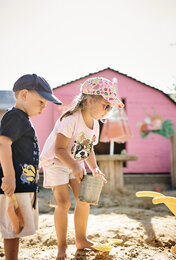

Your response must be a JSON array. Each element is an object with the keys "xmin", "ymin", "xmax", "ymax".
[{"xmin": 0, "ymin": 136, "xmax": 16, "ymax": 196}]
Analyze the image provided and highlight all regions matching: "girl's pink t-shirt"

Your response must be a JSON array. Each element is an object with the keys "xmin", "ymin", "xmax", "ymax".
[{"xmin": 40, "ymin": 109, "xmax": 99, "ymax": 170}]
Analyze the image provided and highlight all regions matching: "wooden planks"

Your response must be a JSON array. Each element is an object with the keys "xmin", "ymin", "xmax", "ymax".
[{"xmin": 96, "ymin": 154, "xmax": 138, "ymax": 193}]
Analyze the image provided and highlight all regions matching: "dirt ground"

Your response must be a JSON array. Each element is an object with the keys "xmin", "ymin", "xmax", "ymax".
[{"xmin": 1, "ymin": 188, "xmax": 176, "ymax": 260}]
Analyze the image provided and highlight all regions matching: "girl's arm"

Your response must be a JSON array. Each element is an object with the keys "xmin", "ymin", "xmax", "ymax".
[
  {"xmin": 85, "ymin": 150, "xmax": 98, "ymax": 172},
  {"xmin": 55, "ymin": 133, "xmax": 84, "ymax": 183},
  {"xmin": 0, "ymin": 136, "xmax": 16, "ymax": 196},
  {"xmin": 85, "ymin": 150, "xmax": 107, "ymax": 183}
]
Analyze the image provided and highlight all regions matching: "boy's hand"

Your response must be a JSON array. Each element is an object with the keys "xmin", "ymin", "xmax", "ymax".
[
  {"xmin": 71, "ymin": 164, "xmax": 85, "ymax": 183},
  {"xmin": 92, "ymin": 168, "xmax": 107, "ymax": 183},
  {"xmin": 1, "ymin": 177, "xmax": 16, "ymax": 197}
]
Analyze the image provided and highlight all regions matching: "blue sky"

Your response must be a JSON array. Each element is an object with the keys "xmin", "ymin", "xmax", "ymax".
[{"xmin": 0, "ymin": 0, "xmax": 176, "ymax": 93}]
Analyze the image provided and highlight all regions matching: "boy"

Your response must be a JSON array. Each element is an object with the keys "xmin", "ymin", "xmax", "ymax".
[{"xmin": 0, "ymin": 74, "xmax": 62, "ymax": 260}]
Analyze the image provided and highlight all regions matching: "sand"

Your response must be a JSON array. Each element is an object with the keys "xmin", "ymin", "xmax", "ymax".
[{"xmin": 1, "ymin": 188, "xmax": 176, "ymax": 260}]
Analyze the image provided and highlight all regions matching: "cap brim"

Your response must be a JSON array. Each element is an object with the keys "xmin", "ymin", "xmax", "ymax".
[
  {"xmin": 112, "ymin": 98, "xmax": 124, "ymax": 108},
  {"xmin": 35, "ymin": 90, "xmax": 62, "ymax": 105}
]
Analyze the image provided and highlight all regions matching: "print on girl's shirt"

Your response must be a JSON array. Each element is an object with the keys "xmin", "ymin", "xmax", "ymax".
[{"xmin": 71, "ymin": 132, "xmax": 96, "ymax": 160}]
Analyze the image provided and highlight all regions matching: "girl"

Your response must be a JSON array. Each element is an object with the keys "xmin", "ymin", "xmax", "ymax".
[{"xmin": 40, "ymin": 77, "xmax": 124, "ymax": 260}]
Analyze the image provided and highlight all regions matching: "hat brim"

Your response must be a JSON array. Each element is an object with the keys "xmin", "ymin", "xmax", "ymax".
[
  {"xmin": 111, "ymin": 98, "xmax": 124, "ymax": 108},
  {"xmin": 35, "ymin": 90, "xmax": 62, "ymax": 105}
]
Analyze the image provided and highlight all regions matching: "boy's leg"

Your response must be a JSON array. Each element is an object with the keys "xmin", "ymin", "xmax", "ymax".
[
  {"xmin": 4, "ymin": 238, "xmax": 19, "ymax": 260},
  {"xmin": 69, "ymin": 179, "xmax": 93, "ymax": 250},
  {"xmin": 1, "ymin": 193, "xmax": 38, "ymax": 260},
  {"xmin": 54, "ymin": 184, "xmax": 70, "ymax": 259}
]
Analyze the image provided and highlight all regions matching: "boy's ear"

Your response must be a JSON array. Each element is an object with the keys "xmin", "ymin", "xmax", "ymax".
[{"xmin": 19, "ymin": 89, "xmax": 28, "ymax": 100}]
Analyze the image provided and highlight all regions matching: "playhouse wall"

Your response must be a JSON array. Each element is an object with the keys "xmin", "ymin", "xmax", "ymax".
[{"xmin": 31, "ymin": 101, "xmax": 54, "ymax": 152}]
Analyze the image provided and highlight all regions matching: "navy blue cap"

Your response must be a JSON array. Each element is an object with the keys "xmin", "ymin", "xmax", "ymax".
[{"xmin": 13, "ymin": 74, "xmax": 62, "ymax": 105}]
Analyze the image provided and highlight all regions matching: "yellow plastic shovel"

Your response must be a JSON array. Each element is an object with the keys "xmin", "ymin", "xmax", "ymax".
[
  {"xmin": 136, "ymin": 191, "xmax": 176, "ymax": 255},
  {"xmin": 152, "ymin": 196, "xmax": 176, "ymax": 216},
  {"xmin": 152, "ymin": 196, "xmax": 176, "ymax": 255},
  {"xmin": 136, "ymin": 191, "xmax": 176, "ymax": 216},
  {"xmin": 172, "ymin": 244, "xmax": 176, "ymax": 255},
  {"xmin": 92, "ymin": 239, "xmax": 123, "ymax": 252},
  {"xmin": 8, "ymin": 194, "xmax": 24, "ymax": 234},
  {"xmin": 136, "ymin": 191, "xmax": 165, "ymax": 199}
]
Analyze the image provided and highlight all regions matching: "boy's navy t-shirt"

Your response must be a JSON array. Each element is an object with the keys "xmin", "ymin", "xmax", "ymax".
[{"xmin": 0, "ymin": 107, "xmax": 39, "ymax": 194}]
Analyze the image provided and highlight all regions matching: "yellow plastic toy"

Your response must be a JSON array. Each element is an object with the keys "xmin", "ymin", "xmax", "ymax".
[
  {"xmin": 136, "ymin": 191, "xmax": 176, "ymax": 255},
  {"xmin": 136, "ymin": 191, "xmax": 165, "ymax": 199},
  {"xmin": 136, "ymin": 191, "xmax": 176, "ymax": 216},
  {"xmin": 172, "ymin": 244, "xmax": 176, "ymax": 255},
  {"xmin": 152, "ymin": 196, "xmax": 176, "ymax": 216},
  {"xmin": 91, "ymin": 239, "xmax": 123, "ymax": 252}
]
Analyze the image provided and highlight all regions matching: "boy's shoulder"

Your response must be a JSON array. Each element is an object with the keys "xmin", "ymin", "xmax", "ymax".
[
  {"xmin": 0, "ymin": 108, "xmax": 32, "ymax": 142},
  {"xmin": 2, "ymin": 107, "xmax": 28, "ymax": 121},
  {"xmin": 0, "ymin": 108, "xmax": 30, "ymax": 133}
]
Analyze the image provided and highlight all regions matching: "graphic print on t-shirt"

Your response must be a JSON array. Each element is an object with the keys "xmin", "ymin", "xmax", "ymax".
[
  {"xmin": 71, "ymin": 132, "xmax": 96, "ymax": 160},
  {"xmin": 20, "ymin": 164, "xmax": 39, "ymax": 184}
]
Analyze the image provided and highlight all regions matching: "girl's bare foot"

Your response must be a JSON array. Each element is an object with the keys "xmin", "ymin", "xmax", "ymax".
[
  {"xmin": 56, "ymin": 244, "xmax": 67, "ymax": 260},
  {"xmin": 76, "ymin": 238, "xmax": 94, "ymax": 250}
]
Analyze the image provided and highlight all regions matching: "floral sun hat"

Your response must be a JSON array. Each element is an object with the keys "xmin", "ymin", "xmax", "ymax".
[{"xmin": 80, "ymin": 77, "xmax": 124, "ymax": 108}]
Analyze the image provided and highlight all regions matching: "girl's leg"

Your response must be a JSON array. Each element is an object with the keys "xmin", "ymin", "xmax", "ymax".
[
  {"xmin": 4, "ymin": 238, "xmax": 19, "ymax": 260},
  {"xmin": 69, "ymin": 179, "xmax": 93, "ymax": 250},
  {"xmin": 54, "ymin": 184, "xmax": 70, "ymax": 259}
]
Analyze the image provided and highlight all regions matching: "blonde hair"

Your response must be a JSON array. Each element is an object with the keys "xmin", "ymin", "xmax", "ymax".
[
  {"xmin": 60, "ymin": 93, "xmax": 102, "ymax": 121},
  {"xmin": 14, "ymin": 90, "xmax": 20, "ymax": 98},
  {"xmin": 13, "ymin": 89, "xmax": 35, "ymax": 99}
]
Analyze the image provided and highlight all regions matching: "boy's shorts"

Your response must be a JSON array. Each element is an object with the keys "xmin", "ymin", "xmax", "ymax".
[
  {"xmin": 43, "ymin": 163, "xmax": 76, "ymax": 188},
  {"xmin": 0, "ymin": 192, "xmax": 38, "ymax": 239}
]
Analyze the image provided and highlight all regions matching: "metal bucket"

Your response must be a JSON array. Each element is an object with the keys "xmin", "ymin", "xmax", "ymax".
[{"xmin": 78, "ymin": 175, "xmax": 104, "ymax": 205}]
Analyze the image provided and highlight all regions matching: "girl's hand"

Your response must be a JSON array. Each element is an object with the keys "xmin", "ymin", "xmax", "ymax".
[
  {"xmin": 1, "ymin": 177, "xmax": 16, "ymax": 197},
  {"xmin": 92, "ymin": 167, "xmax": 107, "ymax": 183},
  {"xmin": 71, "ymin": 164, "xmax": 85, "ymax": 183}
]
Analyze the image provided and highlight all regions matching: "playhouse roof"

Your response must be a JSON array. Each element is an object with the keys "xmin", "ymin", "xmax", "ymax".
[
  {"xmin": 0, "ymin": 90, "xmax": 15, "ymax": 110},
  {"xmin": 54, "ymin": 67, "xmax": 176, "ymax": 105}
]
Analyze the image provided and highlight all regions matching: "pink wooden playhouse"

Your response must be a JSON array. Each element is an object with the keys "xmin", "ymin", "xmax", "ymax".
[{"xmin": 31, "ymin": 68, "xmax": 176, "ymax": 176}]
